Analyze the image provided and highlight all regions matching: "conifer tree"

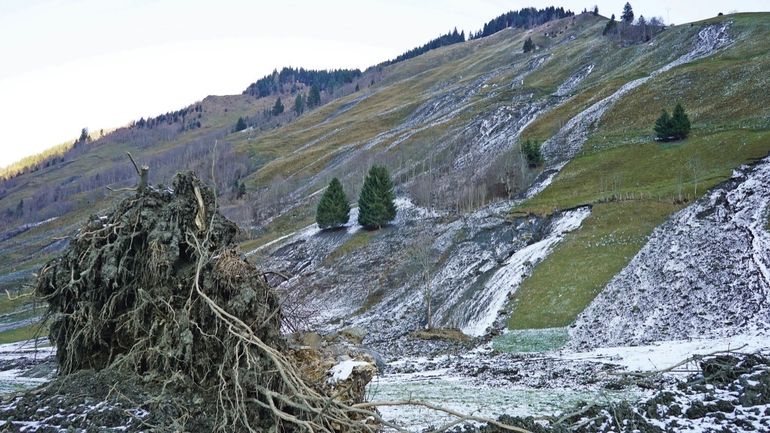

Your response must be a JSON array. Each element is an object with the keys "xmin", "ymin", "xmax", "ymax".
[
  {"xmin": 621, "ymin": 2, "xmax": 634, "ymax": 23},
  {"xmin": 294, "ymin": 94, "xmax": 304, "ymax": 115},
  {"xmin": 654, "ymin": 104, "xmax": 691, "ymax": 141},
  {"xmin": 272, "ymin": 97, "xmax": 284, "ymax": 116},
  {"xmin": 522, "ymin": 139, "xmax": 544, "ymax": 167},
  {"xmin": 654, "ymin": 109, "xmax": 673, "ymax": 141},
  {"xmin": 671, "ymin": 103, "xmax": 691, "ymax": 140},
  {"xmin": 316, "ymin": 178, "xmax": 350, "ymax": 229},
  {"xmin": 307, "ymin": 85, "xmax": 321, "ymax": 108},
  {"xmin": 522, "ymin": 37, "xmax": 535, "ymax": 53},
  {"xmin": 603, "ymin": 14, "xmax": 618, "ymax": 35},
  {"xmin": 358, "ymin": 165, "xmax": 397, "ymax": 230},
  {"xmin": 234, "ymin": 117, "xmax": 247, "ymax": 132}
]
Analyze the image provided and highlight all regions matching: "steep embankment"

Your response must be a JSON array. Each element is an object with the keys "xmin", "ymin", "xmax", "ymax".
[
  {"xmin": 507, "ymin": 13, "xmax": 770, "ymax": 334},
  {"xmin": 570, "ymin": 156, "xmax": 770, "ymax": 348}
]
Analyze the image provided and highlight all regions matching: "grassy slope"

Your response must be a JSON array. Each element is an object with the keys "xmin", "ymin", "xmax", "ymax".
[
  {"xmin": 229, "ymin": 15, "xmax": 605, "ymax": 247},
  {"xmin": 2, "ymin": 14, "xmax": 768, "ymax": 343},
  {"xmin": 507, "ymin": 13, "xmax": 770, "ymax": 330}
]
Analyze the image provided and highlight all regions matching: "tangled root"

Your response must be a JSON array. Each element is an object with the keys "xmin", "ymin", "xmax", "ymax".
[{"xmin": 35, "ymin": 172, "xmax": 383, "ymax": 432}]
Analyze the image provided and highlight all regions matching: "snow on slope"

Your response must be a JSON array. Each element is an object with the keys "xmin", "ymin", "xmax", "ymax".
[
  {"xmin": 542, "ymin": 22, "xmax": 732, "ymax": 165},
  {"xmin": 461, "ymin": 207, "xmax": 590, "ymax": 336},
  {"xmin": 570, "ymin": 156, "xmax": 770, "ymax": 349}
]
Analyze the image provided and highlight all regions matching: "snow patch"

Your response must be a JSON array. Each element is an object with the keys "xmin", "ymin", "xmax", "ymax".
[
  {"xmin": 327, "ymin": 360, "xmax": 370, "ymax": 383},
  {"xmin": 564, "ymin": 332, "xmax": 770, "ymax": 372}
]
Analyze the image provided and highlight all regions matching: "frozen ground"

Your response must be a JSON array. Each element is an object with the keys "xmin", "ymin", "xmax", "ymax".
[
  {"xmin": 0, "ymin": 339, "xmax": 55, "ymax": 394},
  {"xmin": 571, "ymin": 156, "xmax": 770, "ymax": 348},
  {"xmin": 371, "ymin": 331, "xmax": 770, "ymax": 430}
]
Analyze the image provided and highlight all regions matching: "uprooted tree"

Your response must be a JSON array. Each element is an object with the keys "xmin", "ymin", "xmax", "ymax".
[{"xmin": 34, "ymin": 167, "xmax": 383, "ymax": 432}]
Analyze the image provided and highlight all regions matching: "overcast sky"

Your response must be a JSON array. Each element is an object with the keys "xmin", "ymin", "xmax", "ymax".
[{"xmin": 0, "ymin": 0, "xmax": 766, "ymax": 167}]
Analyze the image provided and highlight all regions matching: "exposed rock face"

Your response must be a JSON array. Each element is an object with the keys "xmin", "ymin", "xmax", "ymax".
[{"xmin": 571, "ymin": 157, "xmax": 770, "ymax": 349}]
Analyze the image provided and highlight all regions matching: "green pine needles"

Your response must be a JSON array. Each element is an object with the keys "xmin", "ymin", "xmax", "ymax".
[
  {"xmin": 521, "ymin": 139, "xmax": 544, "ymax": 167},
  {"xmin": 522, "ymin": 37, "xmax": 535, "ymax": 53},
  {"xmin": 654, "ymin": 103, "xmax": 691, "ymax": 141},
  {"xmin": 316, "ymin": 178, "xmax": 350, "ymax": 229},
  {"xmin": 358, "ymin": 165, "xmax": 397, "ymax": 230}
]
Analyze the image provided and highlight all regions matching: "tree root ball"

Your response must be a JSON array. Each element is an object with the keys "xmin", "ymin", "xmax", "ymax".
[{"xmin": 36, "ymin": 172, "xmax": 286, "ymax": 430}]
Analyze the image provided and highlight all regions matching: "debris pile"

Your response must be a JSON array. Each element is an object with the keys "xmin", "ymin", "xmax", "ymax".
[{"xmin": 466, "ymin": 352, "xmax": 770, "ymax": 433}]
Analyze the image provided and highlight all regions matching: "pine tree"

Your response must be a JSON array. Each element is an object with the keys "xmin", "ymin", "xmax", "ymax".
[
  {"xmin": 522, "ymin": 37, "xmax": 535, "ymax": 53},
  {"xmin": 358, "ymin": 165, "xmax": 396, "ymax": 230},
  {"xmin": 654, "ymin": 104, "xmax": 691, "ymax": 141},
  {"xmin": 294, "ymin": 94, "xmax": 304, "ymax": 115},
  {"xmin": 307, "ymin": 85, "xmax": 321, "ymax": 108},
  {"xmin": 272, "ymin": 97, "xmax": 284, "ymax": 116},
  {"xmin": 603, "ymin": 14, "xmax": 618, "ymax": 35},
  {"xmin": 671, "ymin": 103, "xmax": 691, "ymax": 140},
  {"xmin": 621, "ymin": 2, "xmax": 634, "ymax": 23},
  {"xmin": 654, "ymin": 109, "xmax": 673, "ymax": 141},
  {"xmin": 521, "ymin": 139, "xmax": 544, "ymax": 167},
  {"xmin": 234, "ymin": 117, "xmax": 247, "ymax": 132},
  {"xmin": 316, "ymin": 178, "xmax": 350, "ymax": 229},
  {"xmin": 593, "ymin": 5, "xmax": 599, "ymax": 16}
]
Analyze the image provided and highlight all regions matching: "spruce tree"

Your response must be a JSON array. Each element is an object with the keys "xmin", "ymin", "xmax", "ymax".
[
  {"xmin": 671, "ymin": 103, "xmax": 691, "ymax": 140},
  {"xmin": 358, "ymin": 165, "xmax": 396, "ymax": 230},
  {"xmin": 522, "ymin": 37, "xmax": 535, "ymax": 53},
  {"xmin": 316, "ymin": 178, "xmax": 350, "ymax": 229},
  {"xmin": 272, "ymin": 97, "xmax": 284, "ymax": 116},
  {"xmin": 522, "ymin": 139, "xmax": 544, "ymax": 167},
  {"xmin": 294, "ymin": 94, "xmax": 304, "ymax": 115},
  {"xmin": 603, "ymin": 14, "xmax": 618, "ymax": 35},
  {"xmin": 654, "ymin": 109, "xmax": 673, "ymax": 141},
  {"xmin": 307, "ymin": 85, "xmax": 321, "ymax": 108},
  {"xmin": 234, "ymin": 117, "xmax": 247, "ymax": 132},
  {"xmin": 621, "ymin": 2, "xmax": 634, "ymax": 23}
]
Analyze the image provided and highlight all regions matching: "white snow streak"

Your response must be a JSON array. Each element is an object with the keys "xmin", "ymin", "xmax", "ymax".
[{"xmin": 461, "ymin": 207, "xmax": 591, "ymax": 336}]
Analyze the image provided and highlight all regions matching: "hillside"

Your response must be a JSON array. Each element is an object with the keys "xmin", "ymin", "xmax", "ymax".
[
  {"xmin": 1, "ymin": 12, "xmax": 769, "ymax": 351},
  {"xmin": 2, "ymin": 8, "xmax": 770, "ymax": 432}
]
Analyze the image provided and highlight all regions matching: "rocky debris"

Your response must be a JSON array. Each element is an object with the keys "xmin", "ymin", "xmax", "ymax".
[
  {"xmin": 554, "ymin": 64, "xmax": 594, "ymax": 97},
  {"xmin": 456, "ymin": 352, "xmax": 770, "ymax": 433},
  {"xmin": 340, "ymin": 326, "xmax": 368, "ymax": 345},
  {"xmin": 384, "ymin": 348, "xmax": 631, "ymax": 390},
  {"xmin": 5, "ymin": 171, "xmax": 378, "ymax": 432},
  {"xmin": 409, "ymin": 327, "xmax": 472, "ymax": 342},
  {"xmin": 259, "ymin": 199, "xmax": 570, "ymax": 357},
  {"xmin": 571, "ymin": 157, "xmax": 770, "ymax": 349}
]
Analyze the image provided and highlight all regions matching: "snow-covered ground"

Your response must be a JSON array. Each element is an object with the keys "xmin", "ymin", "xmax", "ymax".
[
  {"xmin": 563, "ymin": 332, "xmax": 770, "ymax": 372},
  {"xmin": 571, "ymin": 156, "xmax": 770, "ymax": 348},
  {"xmin": 371, "ymin": 331, "xmax": 770, "ymax": 430},
  {"xmin": 0, "ymin": 339, "xmax": 55, "ymax": 394}
]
